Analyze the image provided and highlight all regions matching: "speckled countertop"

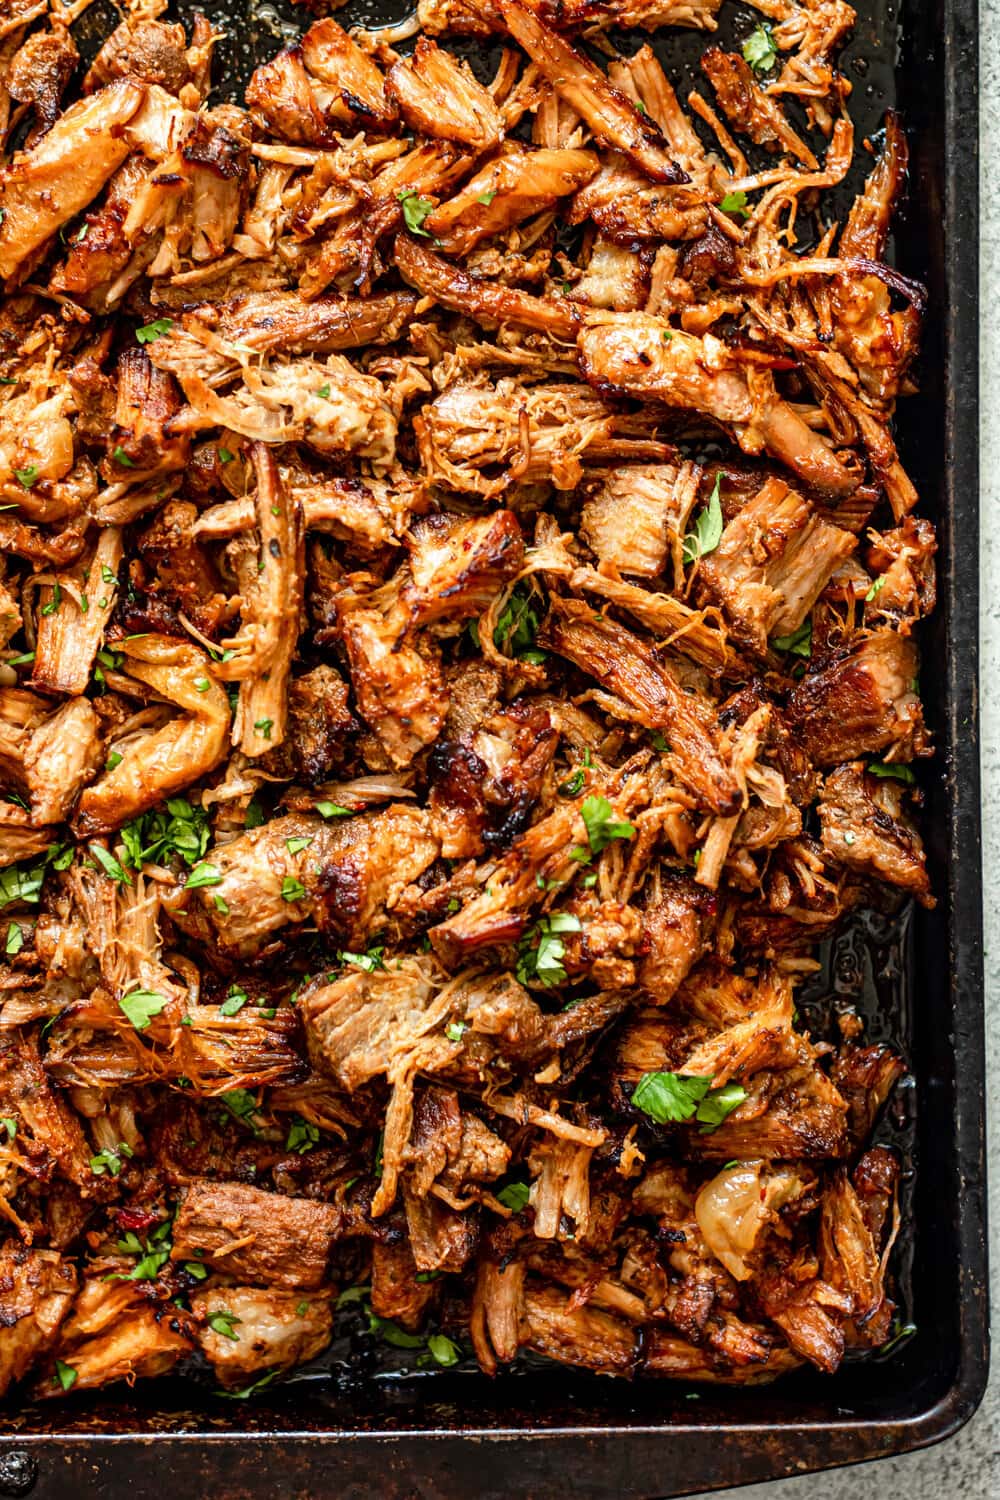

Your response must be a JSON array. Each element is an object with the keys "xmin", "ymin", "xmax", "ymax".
[{"xmin": 692, "ymin": 17, "xmax": 999, "ymax": 1500}]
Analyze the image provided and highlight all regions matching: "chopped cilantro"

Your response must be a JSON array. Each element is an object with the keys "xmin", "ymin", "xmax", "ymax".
[
  {"xmin": 120, "ymin": 798, "xmax": 211, "ymax": 870},
  {"xmin": 743, "ymin": 22, "xmax": 778, "ymax": 72},
  {"xmin": 89, "ymin": 1142, "xmax": 134, "ymax": 1178},
  {"xmin": 89, "ymin": 843, "xmax": 130, "ymax": 885},
  {"xmin": 580, "ymin": 794, "xmax": 635, "ymax": 855},
  {"xmin": 184, "ymin": 861, "xmax": 222, "ymax": 891},
  {"xmin": 867, "ymin": 761, "xmax": 916, "ymax": 784},
  {"xmin": 207, "ymin": 1308, "xmax": 242, "ymax": 1341},
  {"xmin": 682, "ymin": 474, "xmax": 724, "ymax": 564},
  {"xmin": 281, "ymin": 876, "xmax": 307, "ymax": 903},
  {"xmin": 397, "ymin": 190, "xmax": 434, "ymax": 236},
  {"xmin": 54, "ymin": 1360, "xmax": 77, "ymax": 1391},
  {"xmin": 112, "ymin": 445, "xmax": 135, "ymax": 468},
  {"xmin": 492, "ymin": 582, "xmax": 546, "ymax": 664},
  {"xmin": 286, "ymin": 1116, "xmax": 319, "ymax": 1154},
  {"xmin": 338, "ymin": 944, "xmax": 385, "ymax": 973},
  {"xmin": 720, "ymin": 189, "xmax": 751, "ymax": 219},
  {"xmin": 135, "ymin": 318, "xmax": 174, "ymax": 344},
  {"xmin": 315, "ymin": 801, "xmax": 352, "ymax": 819},
  {"xmin": 5, "ymin": 921, "xmax": 22, "ymax": 956},
  {"xmin": 13, "ymin": 465, "xmax": 38, "ymax": 489},
  {"xmin": 220, "ymin": 985, "xmax": 249, "ymax": 1017},
  {"xmin": 118, "ymin": 988, "xmax": 168, "ymax": 1031},
  {"xmin": 516, "ymin": 912, "xmax": 581, "ymax": 988},
  {"xmin": 771, "ymin": 618, "xmax": 813, "ymax": 657},
  {"xmin": 496, "ymin": 1180, "xmax": 530, "ymax": 1213}
]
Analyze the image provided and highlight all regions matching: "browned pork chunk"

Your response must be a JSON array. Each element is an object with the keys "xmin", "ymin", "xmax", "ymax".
[
  {"xmin": 500, "ymin": 0, "xmax": 688, "ymax": 184},
  {"xmin": 36, "ymin": 1279, "xmax": 194, "ymax": 1394},
  {"xmin": 577, "ymin": 318, "xmax": 859, "ymax": 499},
  {"xmin": 695, "ymin": 477, "xmax": 856, "ymax": 655},
  {"xmin": 539, "ymin": 599, "xmax": 740, "ymax": 813},
  {"xmin": 580, "ymin": 463, "xmax": 699, "ymax": 582},
  {"xmin": 423, "ymin": 144, "xmax": 599, "ymax": 257},
  {"xmin": 386, "ymin": 38, "xmax": 504, "ymax": 149},
  {"xmin": 170, "ymin": 807, "xmax": 440, "ymax": 957},
  {"xmin": 818, "ymin": 762, "xmax": 932, "ymax": 905},
  {"xmin": 0, "ymin": 81, "xmax": 145, "ymax": 282},
  {"xmin": 787, "ymin": 632, "xmax": 926, "ymax": 766},
  {"xmin": 171, "ymin": 1180, "xmax": 341, "ymax": 1289},
  {"xmin": 0, "ymin": 1246, "xmax": 78, "ymax": 1397},
  {"xmin": 193, "ymin": 1285, "xmax": 334, "ymax": 1387}
]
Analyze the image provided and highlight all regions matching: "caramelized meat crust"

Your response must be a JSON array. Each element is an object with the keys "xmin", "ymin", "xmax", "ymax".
[{"xmin": 0, "ymin": 0, "xmax": 929, "ymax": 1404}]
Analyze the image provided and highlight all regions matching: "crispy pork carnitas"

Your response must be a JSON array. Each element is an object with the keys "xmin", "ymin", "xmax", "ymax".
[{"xmin": 0, "ymin": 0, "xmax": 930, "ymax": 1402}]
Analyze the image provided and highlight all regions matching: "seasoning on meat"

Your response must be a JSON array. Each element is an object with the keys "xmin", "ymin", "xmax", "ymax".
[{"xmin": 0, "ymin": 0, "xmax": 931, "ymax": 1402}]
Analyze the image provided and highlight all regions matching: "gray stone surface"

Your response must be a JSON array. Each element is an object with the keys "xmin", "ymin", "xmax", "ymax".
[{"xmin": 690, "ymin": 18, "xmax": 1000, "ymax": 1500}]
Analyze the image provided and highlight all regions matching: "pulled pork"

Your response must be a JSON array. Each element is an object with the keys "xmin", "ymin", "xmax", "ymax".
[{"xmin": 0, "ymin": 0, "xmax": 928, "ymax": 1403}]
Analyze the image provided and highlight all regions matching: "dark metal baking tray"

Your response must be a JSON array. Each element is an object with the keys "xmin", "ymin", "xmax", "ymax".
[{"xmin": 0, "ymin": 0, "xmax": 985, "ymax": 1492}]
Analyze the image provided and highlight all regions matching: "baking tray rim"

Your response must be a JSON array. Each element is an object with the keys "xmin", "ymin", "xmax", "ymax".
[{"xmin": 0, "ymin": 0, "xmax": 986, "ymax": 1486}]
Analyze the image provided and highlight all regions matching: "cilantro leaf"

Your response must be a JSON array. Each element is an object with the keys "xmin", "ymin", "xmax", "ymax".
[
  {"xmin": 397, "ymin": 191, "xmax": 434, "ymax": 236},
  {"xmin": 315, "ymin": 802, "xmax": 352, "ymax": 819},
  {"xmin": 632, "ymin": 1071, "xmax": 711, "ymax": 1123},
  {"xmin": 771, "ymin": 618, "xmax": 812, "ymax": 658},
  {"xmin": 118, "ymin": 988, "xmax": 168, "ymax": 1031},
  {"xmin": 720, "ymin": 189, "xmax": 751, "ymax": 219},
  {"xmin": 219, "ymin": 1088, "xmax": 259, "ymax": 1124},
  {"xmin": 558, "ymin": 769, "xmax": 585, "ymax": 797},
  {"xmin": 867, "ymin": 761, "xmax": 916, "ymax": 784},
  {"xmin": 491, "ymin": 582, "xmax": 546, "ymax": 663},
  {"xmin": 89, "ymin": 1142, "xmax": 134, "ymax": 1177},
  {"xmin": 89, "ymin": 843, "xmax": 130, "ymax": 885},
  {"xmin": 695, "ymin": 1081, "xmax": 747, "ymax": 1133},
  {"xmin": 120, "ymin": 799, "xmax": 211, "ymax": 870},
  {"xmin": 286, "ymin": 1116, "xmax": 319, "ymax": 1154},
  {"xmin": 496, "ymin": 1180, "xmax": 530, "ymax": 1213},
  {"xmin": 367, "ymin": 1308, "xmax": 425, "ymax": 1348},
  {"xmin": 135, "ymin": 318, "xmax": 174, "ymax": 344},
  {"xmin": 281, "ymin": 876, "xmax": 307, "ymax": 903},
  {"xmin": 743, "ymin": 23, "xmax": 778, "ymax": 73},
  {"xmin": 54, "ymin": 1360, "xmax": 77, "ymax": 1391},
  {"xmin": 220, "ymin": 985, "xmax": 249, "ymax": 1017},
  {"xmin": 0, "ymin": 860, "xmax": 47, "ymax": 908},
  {"xmin": 632, "ymin": 1071, "xmax": 746, "ymax": 1131},
  {"xmin": 580, "ymin": 794, "xmax": 635, "ymax": 855},
  {"xmin": 5, "ymin": 921, "xmax": 23, "ymax": 956},
  {"xmin": 207, "ymin": 1308, "xmax": 242, "ymax": 1341},
  {"xmin": 184, "ymin": 861, "xmax": 222, "ymax": 891},
  {"xmin": 14, "ymin": 465, "xmax": 38, "ymax": 489},
  {"xmin": 516, "ymin": 913, "xmax": 581, "ymax": 988},
  {"xmin": 338, "ymin": 944, "xmax": 385, "ymax": 973},
  {"xmin": 682, "ymin": 475, "xmax": 724, "ymax": 564},
  {"xmin": 427, "ymin": 1333, "xmax": 461, "ymax": 1367}
]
